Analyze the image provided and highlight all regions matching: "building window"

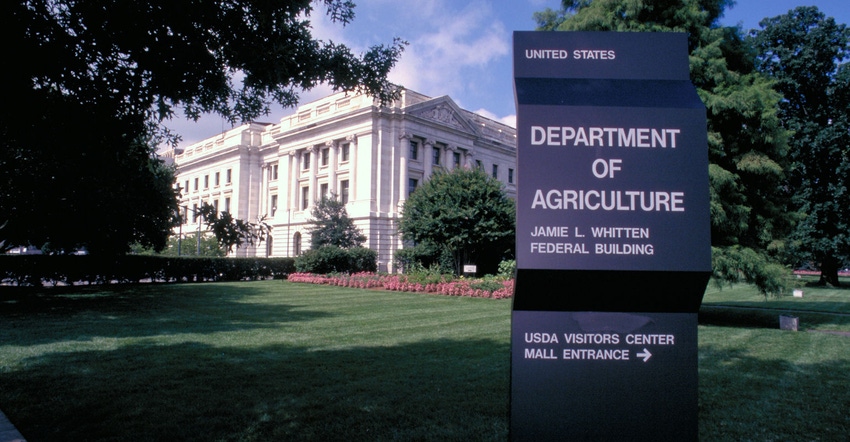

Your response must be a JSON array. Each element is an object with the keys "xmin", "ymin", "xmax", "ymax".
[
  {"xmin": 301, "ymin": 186, "xmax": 310, "ymax": 210},
  {"xmin": 432, "ymin": 146, "xmax": 441, "ymax": 165},
  {"xmin": 341, "ymin": 143, "xmax": 350, "ymax": 162},
  {"xmin": 321, "ymin": 147, "xmax": 329, "ymax": 166},
  {"xmin": 183, "ymin": 180, "xmax": 189, "ymax": 194},
  {"xmin": 270, "ymin": 164, "xmax": 278, "ymax": 180},
  {"xmin": 214, "ymin": 172, "xmax": 220, "ymax": 187},
  {"xmin": 408, "ymin": 178, "xmax": 419, "ymax": 196},
  {"xmin": 303, "ymin": 151, "xmax": 311, "ymax": 170},
  {"xmin": 204, "ymin": 175, "xmax": 209, "ymax": 189},
  {"xmin": 182, "ymin": 207, "xmax": 188, "ymax": 224},
  {"xmin": 475, "ymin": 160, "xmax": 482, "ymax": 170},
  {"xmin": 194, "ymin": 177, "xmax": 199, "ymax": 192},
  {"xmin": 192, "ymin": 204, "xmax": 199, "ymax": 222},
  {"xmin": 293, "ymin": 232, "xmax": 302, "ymax": 256},
  {"xmin": 492, "ymin": 164, "xmax": 498, "ymax": 179},
  {"xmin": 270, "ymin": 194, "xmax": 278, "ymax": 216},
  {"xmin": 340, "ymin": 180, "xmax": 349, "ymax": 204},
  {"xmin": 266, "ymin": 235, "xmax": 274, "ymax": 257},
  {"xmin": 213, "ymin": 199, "xmax": 219, "ymax": 213},
  {"xmin": 320, "ymin": 183, "xmax": 329, "ymax": 199},
  {"xmin": 508, "ymin": 168, "xmax": 515, "ymax": 184},
  {"xmin": 224, "ymin": 197, "xmax": 231, "ymax": 213},
  {"xmin": 410, "ymin": 140, "xmax": 419, "ymax": 161},
  {"xmin": 453, "ymin": 152, "xmax": 461, "ymax": 168},
  {"xmin": 226, "ymin": 169, "xmax": 232, "ymax": 184}
]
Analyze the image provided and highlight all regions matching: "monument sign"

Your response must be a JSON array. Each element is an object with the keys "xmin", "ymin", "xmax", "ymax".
[{"xmin": 511, "ymin": 31, "xmax": 711, "ymax": 441}]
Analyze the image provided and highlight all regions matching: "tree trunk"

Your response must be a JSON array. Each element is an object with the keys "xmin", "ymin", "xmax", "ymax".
[{"xmin": 817, "ymin": 255, "xmax": 841, "ymax": 287}]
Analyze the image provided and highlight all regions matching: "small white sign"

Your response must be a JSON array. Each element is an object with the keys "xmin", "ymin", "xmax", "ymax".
[{"xmin": 463, "ymin": 265, "xmax": 477, "ymax": 273}]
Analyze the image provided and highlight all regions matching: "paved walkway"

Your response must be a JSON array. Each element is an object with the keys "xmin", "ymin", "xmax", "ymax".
[{"xmin": 0, "ymin": 410, "xmax": 25, "ymax": 442}]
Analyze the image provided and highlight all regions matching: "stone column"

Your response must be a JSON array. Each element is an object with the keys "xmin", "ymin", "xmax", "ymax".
[
  {"xmin": 278, "ymin": 153, "xmax": 291, "ymax": 218},
  {"xmin": 308, "ymin": 145, "xmax": 318, "ymax": 208},
  {"xmin": 259, "ymin": 163, "xmax": 268, "ymax": 217},
  {"xmin": 423, "ymin": 139, "xmax": 434, "ymax": 178},
  {"xmin": 348, "ymin": 134, "xmax": 358, "ymax": 201},
  {"xmin": 398, "ymin": 133, "xmax": 411, "ymax": 210},
  {"xmin": 446, "ymin": 145, "xmax": 457, "ymax": 171},
  {"xmin": 289, "ymin": 151, "xmax": 299, "ymax": 212},
  {"xmin": 328, "ymin": 140, "xmax": 338, "ymax": 196},
  {"xmin": 464, "ymin": 149, "xmax": 475, "ymax": 169}
]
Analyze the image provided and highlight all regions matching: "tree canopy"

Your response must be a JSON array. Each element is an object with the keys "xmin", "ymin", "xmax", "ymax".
[
  {"xmin": 751, "ymin": 6, "xmax": 850, "ymax": 286},
  {"xmin": 398, "ymin": 168, "xmax": 515, "ymax": 276},
  {"xmin": 534, "ymin": 0, "xmax": 793, "ymax": 294},
  {"xmin": 198, "ymin": 203, "xmax": 271, "ymax": 254},
  {"xmin": 1, "ymin": 0, "xmax": 404, "ymax": 255},
  {"xmin": 306, "ymin": 195, "xmax": 366, "ymax": 249}
]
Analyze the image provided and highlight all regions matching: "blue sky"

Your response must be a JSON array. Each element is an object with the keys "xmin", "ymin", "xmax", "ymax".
[{"xmin": 168, "ymin": 0, "xmax": 850, "ymax": 147}]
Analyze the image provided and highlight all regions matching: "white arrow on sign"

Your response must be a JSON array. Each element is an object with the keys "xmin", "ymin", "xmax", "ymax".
[{"xmin": 637, "ymin": 348, "xmax": 652, "ymax": 362}]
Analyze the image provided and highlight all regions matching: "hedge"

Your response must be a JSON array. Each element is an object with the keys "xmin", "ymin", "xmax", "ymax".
[{"xmin": 0, "ymin": 255, "xmax": 296, "ymax": 286}]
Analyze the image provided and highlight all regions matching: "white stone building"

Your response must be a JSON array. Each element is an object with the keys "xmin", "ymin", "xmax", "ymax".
[{"xmin": 165, "ymin": 89, "xmax": 517, "ymax": 271}]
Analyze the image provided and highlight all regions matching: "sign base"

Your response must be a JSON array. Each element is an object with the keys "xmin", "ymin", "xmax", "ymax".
[{"xmin": 510, "ymin": 311, "xmax": 698, "ymax": 441}]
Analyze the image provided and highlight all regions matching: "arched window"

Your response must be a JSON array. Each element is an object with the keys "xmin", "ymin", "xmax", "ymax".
[
  {"xmin": 266, "ymin": 235, "xmax": 273, "ymax": 257},
  {"xmin": 293, "ymin": 232, "xmax": 302, "ymax": 256}
]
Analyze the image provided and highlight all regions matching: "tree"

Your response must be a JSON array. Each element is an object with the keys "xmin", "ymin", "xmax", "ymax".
[
  {"xmin": 198, "ymin": 203, "xmax": 271, "ymax": 254},
  {"xmin": 2, "ymin": 1, "xmax": 404, "ymax": 255},
  {"xmin": 751, "ymin": 7, "xmax": 850, "ymax": 286},
  {"xmin": 131, "ymin": 234, "xmax": 226, "ymax": 257},
  {"xmin": 306, "ymin": 194, "xmax": 366, "ymax": 249},
  {"xmin": 398, "ymin": 168, "xmax": 515, "ymax": 276},
  {"xmin": 534, "ymin": 0, "xmax": 793, "ymax": 294}
]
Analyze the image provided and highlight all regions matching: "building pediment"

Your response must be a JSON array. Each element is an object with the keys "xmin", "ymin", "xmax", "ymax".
[{"xmin": 406, "ymin": 97, "xmax": 478, "ymax": 134}]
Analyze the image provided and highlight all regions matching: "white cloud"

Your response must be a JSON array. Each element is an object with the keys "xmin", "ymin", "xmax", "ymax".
[
  {"xmin": 472, "ymin": 108, "xmax": 516, "ymax": 128},
  {"xmin": 387, "ymin": 1, "xmax": 510, "ymax": 99}
]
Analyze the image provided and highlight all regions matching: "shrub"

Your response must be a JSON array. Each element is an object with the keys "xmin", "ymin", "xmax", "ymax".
[
  {"xmin": 0, "ymin": 255, "xmax": 295, "ymax": 286},
  {"xmin": 347, "ymin": 247, "xmax": 378, "ymax": 273},
  {"xmin": 294, "ymin": 245, "xmax": 377, "ymax": 274},
  {"xmin": 498, "ymin": 259, "xmax": 516, "ymax": 279}
]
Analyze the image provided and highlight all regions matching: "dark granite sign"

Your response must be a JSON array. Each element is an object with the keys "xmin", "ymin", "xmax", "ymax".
[{"xmin": 511, "ymin": 31, "xmax": 710, "ymax": 441}]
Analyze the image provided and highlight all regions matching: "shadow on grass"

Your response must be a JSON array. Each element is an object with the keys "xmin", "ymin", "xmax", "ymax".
[
  {"xmin": 698, "ymin": 344, "xmax": 850, "ymax": 441},
  {"xmin": 0, "ymin": 283, "xmax": 334, "ymax": 347},
  {"xmin": 699, "ymin": 306, "xmax": 780, "ymax": 329},
  {"xmin": 1, "ymin": 338, "xmax": 510, "ymax": 441},
  {"xmin": 700, "ymin": 305, "xmax": 850, "ymax": 330}
]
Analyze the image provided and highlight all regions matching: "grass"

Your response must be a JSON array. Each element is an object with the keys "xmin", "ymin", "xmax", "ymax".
[
  {"xmin": 1, "ymin": 279, "xmax": 849, "ymax": 441},
  {"xmin": 1, "ymin": 282, "xmax": 511, "ymax": 441},
  {"xmin": 702, "ymin": 276, "xmax": 850, "ymax": 332}
]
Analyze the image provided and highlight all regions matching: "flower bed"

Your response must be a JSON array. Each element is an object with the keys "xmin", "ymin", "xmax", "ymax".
[{"xmin": 287, "ymin": 272, "xmax": 514, "ymax": 299}]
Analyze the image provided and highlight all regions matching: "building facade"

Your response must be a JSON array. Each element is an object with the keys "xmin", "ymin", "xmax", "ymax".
[{"xmin": 165, "ymin": 89, "xmax": 517, "ymax": 272}]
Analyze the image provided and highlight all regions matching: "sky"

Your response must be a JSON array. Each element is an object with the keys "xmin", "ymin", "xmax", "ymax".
[{"xmin": 166, "ymin": 0, "xmax": 850, "ymax": 148}]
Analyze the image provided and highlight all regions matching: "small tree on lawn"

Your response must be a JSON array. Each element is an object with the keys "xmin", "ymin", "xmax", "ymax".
[
  {"xmin": 398, "ymin": 168, "xmax": 515, "ymax": 276},
  {"xmin": 306, "ymin": 194, "xmax": 366, "ymax": 249},
  {"xmin": 198, "ymin": 203, "xmax": 271, "ymax": 254}
]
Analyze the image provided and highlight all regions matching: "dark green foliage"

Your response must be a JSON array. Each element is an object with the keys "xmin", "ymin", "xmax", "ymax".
[
  {"xmin": 751, "ymin": 7, "xmax": 850, "ymax": 286},
  {"xmin": 1, "ymin": 1, "xmax": 403, "ymax": 256},
  {"xmin": 198, "ymin": 203, "xmax": 272, "ymax": 254},
  {"xmin": 306, "ymin": 195, "xmax": 366, "ymax": 249},
  {"xmin": 0, "ymin": 255, "xmax": 295, "ymax": 285},
  {"xmin": 346, "ymin": 247, "xmax": 379, "ymax": 273},
  {"xmin": 294, "ymin": 245, "xmax": 377, "ymax": 274},
  {"xmin": 394, "ymin": 243, "xmax": 455, "ymax": 275},
  {"xmin": 131, "ymin": 234, "xmax": 226, "ymax": 257},
  {"xmin": 534, "ymin": 0, "xmax": 793, "ymax": 294},
  {"xmin": 398, "ymin": 168, "xmax": 515, "ymax": 276}
]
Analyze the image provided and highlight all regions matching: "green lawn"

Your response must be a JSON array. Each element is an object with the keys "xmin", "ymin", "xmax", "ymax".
[{"xmin": 1, "ymin": 280, "xmax": 849, "ymax": 441}]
